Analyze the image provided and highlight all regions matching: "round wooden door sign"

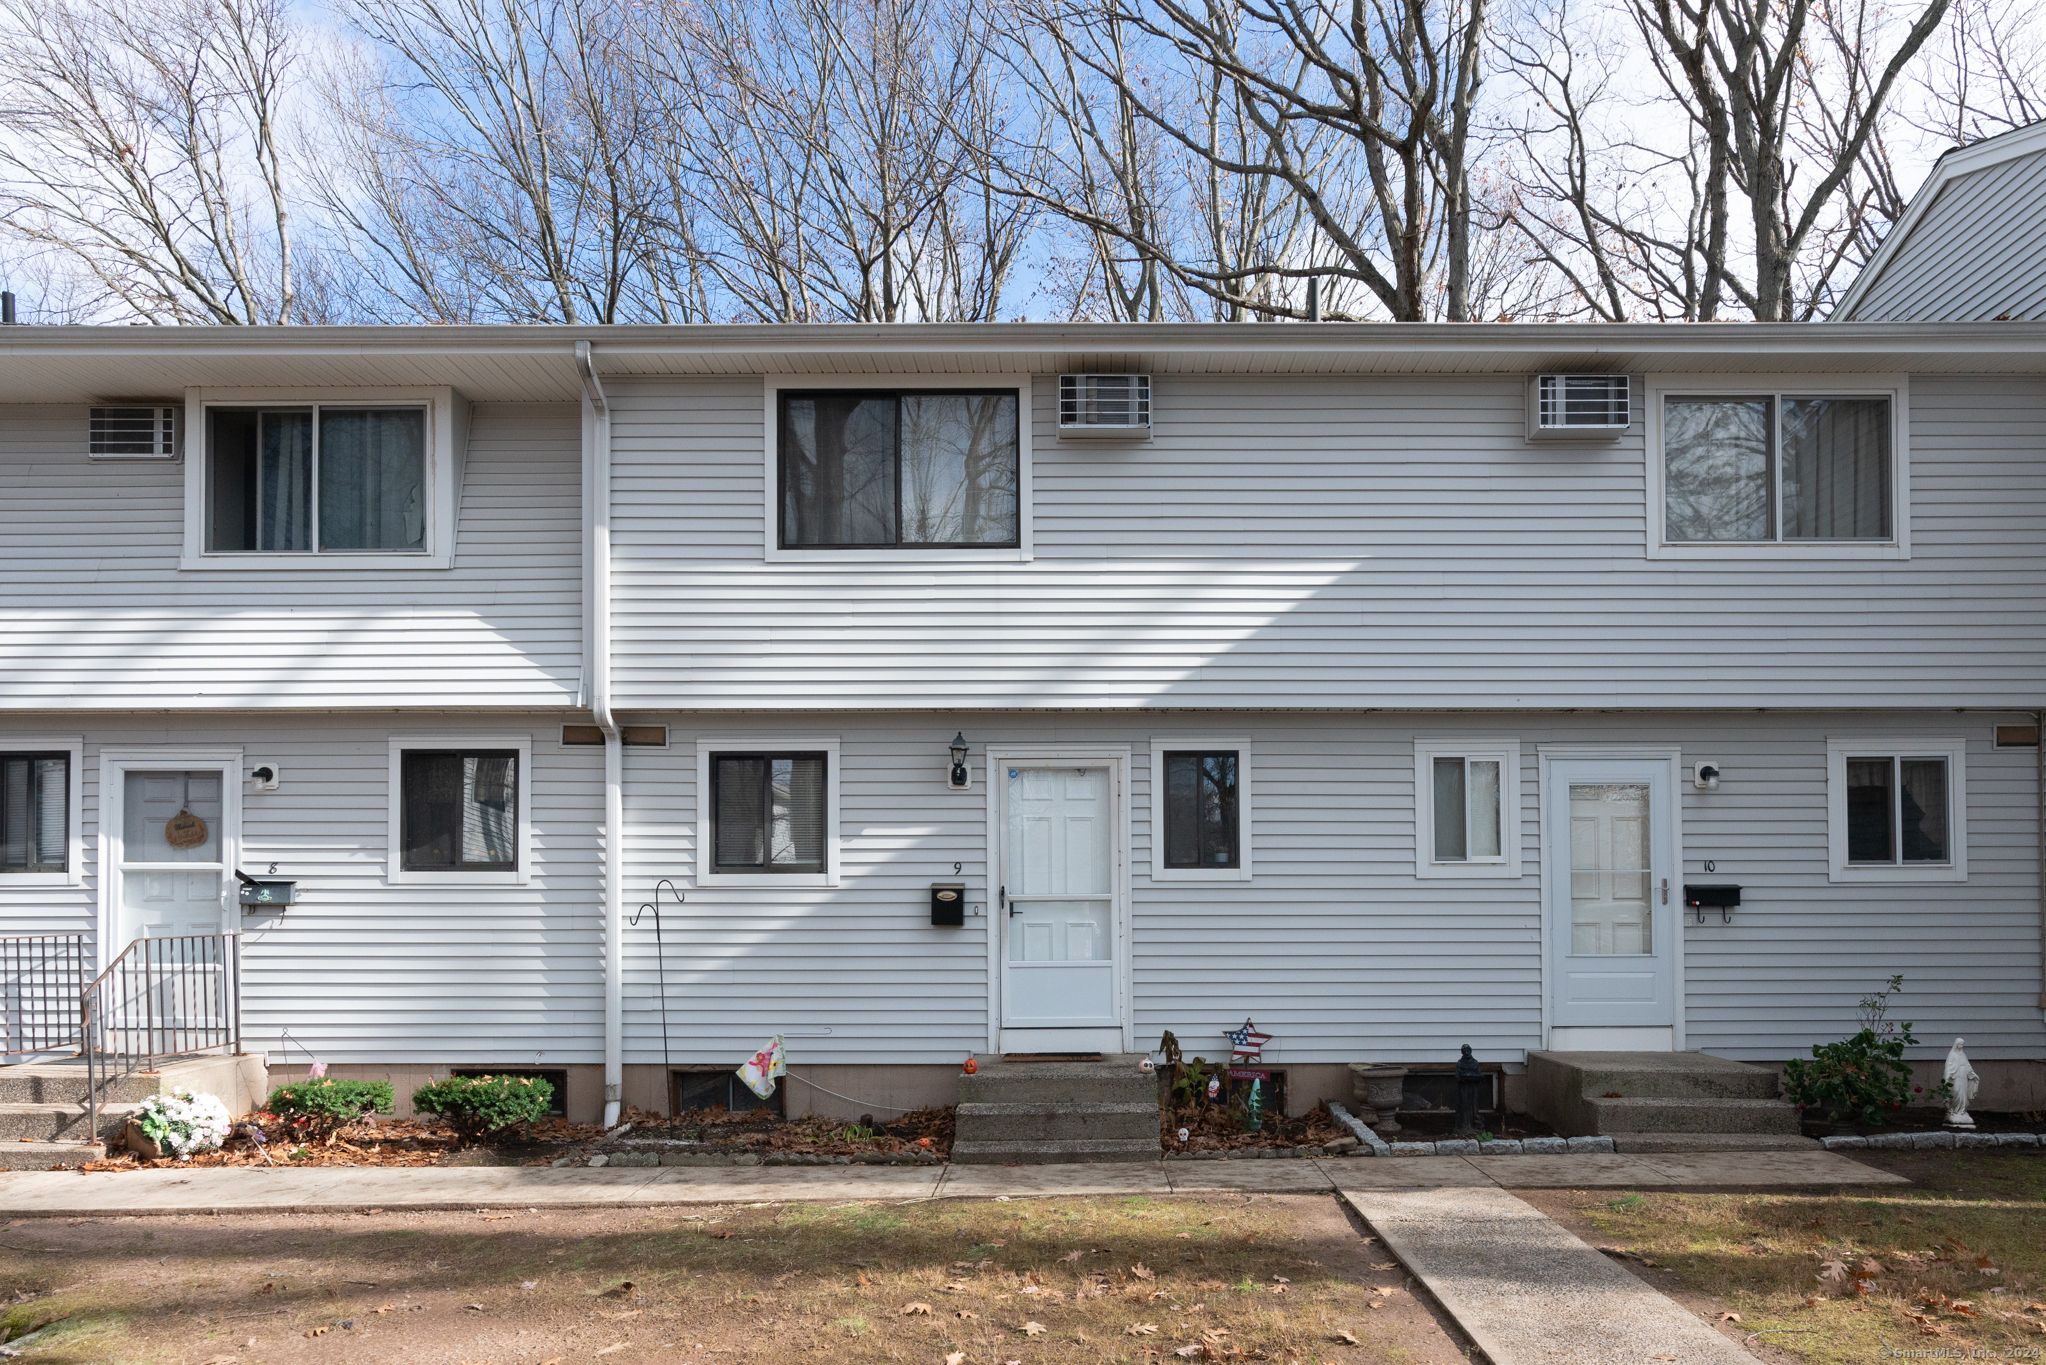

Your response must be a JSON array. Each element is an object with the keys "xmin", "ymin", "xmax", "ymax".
[{"xmin": 164, "ymin": 809, "xmax": 209, "ymax": 850}]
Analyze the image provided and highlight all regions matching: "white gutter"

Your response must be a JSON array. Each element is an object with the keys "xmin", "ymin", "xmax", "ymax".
[{"xmin": 576, "ymin": 340, "xmax": 624, "ymax": 1127}]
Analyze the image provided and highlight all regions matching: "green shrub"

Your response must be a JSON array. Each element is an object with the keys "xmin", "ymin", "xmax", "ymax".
[
  {"xmin": 411, "ymin": 1074, "xmax": 554, "ymax": 1143},
  {"xmin": 265, "ymin": 1078, "xmax": 394, "ymax": 1142},
  {"xmin": 1781, "ymin": 975, "xmax": 1919, "ymax": 1127}
]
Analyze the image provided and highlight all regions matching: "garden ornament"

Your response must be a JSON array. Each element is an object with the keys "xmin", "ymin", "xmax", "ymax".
[
  {"xmin": 962, "ymin": 1055, "xmax": 978, "ymax": 1075},
  {"xmin": 1453, "ymin": 1044, "xmax": 1485, "ymax": 1135},
  {"xmin": 1137, "ymin": 1057, "xmax": 1156, "ymax": 1075},
  {"xmin": 1176, "ymin": 1127, "xmax": 1189, "ymax": 1146},
  {"xmin": 1943, "ymin": 1037, "xmax": 1979, "ymax": 1129}
]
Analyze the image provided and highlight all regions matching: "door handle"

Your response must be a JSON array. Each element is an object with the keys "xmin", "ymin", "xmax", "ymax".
[
  {"xmin": 1661, "ymin": 878, "xmax": 1668, "ymax": 905},
  {"xmin": 1001, "ymin": 885, "xmax": 1012, "ymax": 916}
]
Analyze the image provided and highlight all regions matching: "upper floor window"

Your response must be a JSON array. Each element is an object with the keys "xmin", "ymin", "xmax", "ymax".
[
  {"xmin": 207, "ymin": 406, "xmax": 426, "ymax": 554},
  {"xmin": 1662, "ymin": 393, "xmax": 1893, "ymax": 544},
  {"xmin": 778, "ymin": 390, "xmax": 1018, "ymax": 549}
]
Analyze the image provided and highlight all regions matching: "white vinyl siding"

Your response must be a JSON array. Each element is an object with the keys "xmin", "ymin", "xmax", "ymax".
[
  {"xmin": 607, "ymin": 374, "xmax": 2043, "ymax": 711},
  {"xmin": 0, "ymin": 403, "xmax": 582, "ymax": 708}
]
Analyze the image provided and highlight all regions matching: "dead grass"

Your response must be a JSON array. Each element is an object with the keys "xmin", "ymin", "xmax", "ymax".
[
  {"xmin": 0, "ymin": 1193, "xmax": 1465, "ymax": 1365},
  {"xmin": 1522, "ymin": 1150, "xmax": 2046, "ymax": 1365}
]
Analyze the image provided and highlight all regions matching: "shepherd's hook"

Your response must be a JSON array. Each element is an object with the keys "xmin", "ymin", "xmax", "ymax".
[{"xmin": 630, "ymin": 879, "xmax": 684, "ymax": 1117}]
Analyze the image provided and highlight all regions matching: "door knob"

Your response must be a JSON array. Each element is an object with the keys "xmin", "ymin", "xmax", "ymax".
[{"xmin": 1661, "ymin": 878, "xmax": 1668, "ymax": 904}]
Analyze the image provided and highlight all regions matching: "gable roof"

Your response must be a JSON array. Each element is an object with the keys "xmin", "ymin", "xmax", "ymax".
[{"xmin": 1834, "ymin": 119, "xmax": 2046, "ymax": 321}]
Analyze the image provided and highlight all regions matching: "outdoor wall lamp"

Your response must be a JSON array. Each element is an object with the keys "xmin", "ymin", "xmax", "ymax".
[{"xmin": 948, "ymin": 732, "xmax": 971, "ymax": 790}]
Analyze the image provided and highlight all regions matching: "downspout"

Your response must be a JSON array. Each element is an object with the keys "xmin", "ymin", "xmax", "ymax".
[
  {"xmin": 577, "ymin": 340, "xmax": 624, "ymax": 1127},
  {"xmin": 2037, "ymin": 710, "xmax": 2045, "ymax": 1013}
]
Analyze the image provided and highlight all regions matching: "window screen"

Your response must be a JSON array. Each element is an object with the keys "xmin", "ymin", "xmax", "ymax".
[
  {"xmin": 1162, "ymin": 751, "xmax": 1238, "ymax": 869},
  {"xmin": 712, "ymin": 753, "xmax": 827, "ymax": 872},
  {"xmin": 401, "ymin": 750, "xmax": 518, "ymax": 871},
  {"xmin": 780, "ymin": 391, "xmax": 1018, "ymax": 548},
  {"xmin": 1431, "ymin": 756, "xmax": 1502, "ymax": 862},
  {"xmin": 1, "ymin": 753, "xmax": 67, "ymax": 874}
]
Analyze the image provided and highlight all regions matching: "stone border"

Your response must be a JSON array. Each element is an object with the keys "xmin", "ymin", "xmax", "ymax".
[{"xmin": 1821, "ymin": 1131, "xmax": 2045, "ymax": 1152}]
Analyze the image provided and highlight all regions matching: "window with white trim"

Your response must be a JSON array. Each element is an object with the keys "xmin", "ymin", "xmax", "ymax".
[
  {"xmin": 696, "ymin": 738, "xmax": 842, "ymax": 887},
  {"xmin": 387, "ymin": 736, "xmax": 532, "ymax": 885},
  {"xmin": 1, "ymin": 752, "xmax": 68, "ymax": 875},
  {"xmin": 207, "ymin": 405, "xmax": 427, "ymax": 554},
  {"xmin": 1150, "ymin": 738, "xmax": 1252, "ymax": 881},
  {"xmin": 1661, "ymin": 392, "xmax": 1894, "ymax": 544},
  {"xmin": 1414, "ymin": 740, "xmax": 1521, "ymax": 878},
  {"xmin": 778, "ymin": 390, "xmax": 1019, "ymax": 548},
  {"xmin": 1825, "ymin": 737, "xmax": 1966, "ymax": 883}
]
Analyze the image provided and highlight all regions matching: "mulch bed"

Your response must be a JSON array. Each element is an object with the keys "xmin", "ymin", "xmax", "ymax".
[{"xmin": 597, "ymin": 1103, "xmax": 955, "ymax": 1160}]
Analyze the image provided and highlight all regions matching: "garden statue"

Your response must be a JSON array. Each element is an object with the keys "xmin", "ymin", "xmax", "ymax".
[
  {"xmin": 1453, "ymin": 1044, "xmax": 1485, "ymax": 1135},
  {"xmin": 1943, "ymin": 1038, "xmax": 1980, "ymax": 1129}
]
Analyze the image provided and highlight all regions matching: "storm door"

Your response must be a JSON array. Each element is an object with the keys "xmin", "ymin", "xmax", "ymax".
[{"xmin": 1544, "ymin": 758, "xmax": 1678, "ymax": 1043}]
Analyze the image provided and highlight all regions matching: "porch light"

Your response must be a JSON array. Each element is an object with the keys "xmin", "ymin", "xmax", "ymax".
[{"xmin": 948, "ymin": 732, "xmax": 971, "ymax": 790}]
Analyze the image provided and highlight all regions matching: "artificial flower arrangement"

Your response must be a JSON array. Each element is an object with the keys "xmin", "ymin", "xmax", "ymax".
[{"xmin": 131, "ymin": 1088, "xmax": 233, "ymax": 1158}]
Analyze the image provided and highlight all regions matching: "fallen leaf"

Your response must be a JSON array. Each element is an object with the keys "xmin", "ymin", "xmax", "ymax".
[
  {"xmin": 304, "ymin": 1327, "xmax": 329, "ymax": 1338},
  {"xmin": 1126, "ymin": 1323, "xmax": 1158, "ymax": 1336},
  {"xmin": 1370, "ymin": 1262, "xmax": 1397, "ymax": 1271},
  {"xmin": 957, "ymin": 1309, "xmax": 980, "ymax": 1320},
  {"xmin": 901, "ymin": 1302, "xmax": 933, "ymax": 1316},
  {"xmin": 1021, "ymin": 1321, "xmax": 1047, "ymax": 1336},
  {"xmin": 599, "ymin": 1282, "xmax": 635, "ymax": 1299},
  {"xmin": 945, "ymin": 1355, "xmax": 965, "ymax": 1365},
  {"xmin": 1818, "ymin": 1260, "xmax": 1849, "ymax": 1285},
  {"xmin": 481, "ymin": 1214, "xmax": 513, "ymax": 1222},
  {"xmin": 1058, "ymin": 1250, "xmax": 1084, "ymax": 1263},
  {"xmin": 199, "ymin": 1357, "xmax": 239, "ymax": 1364},
  {"xmin": 540, "ymin": 1359, "xmax": 564, "ymax": 1365},
  {"xmin": 2027, "ymin": 1302, "xmax": 2046, "ymax": 1312},
  {"xmin": 1270, "ymin": 1276, "xmax": 1290, "ymax": 1284},
  {"xmin": 1177, "ymin": 1233, "xmax": 1192, "ymax": 1239},
  {"xmin": 1860, "ymin": 1259, "xmax": 1884, "ymax": 1274},
  {"xmin": 1131, "ymin": 1263, "xmax": 1155, "ymax": 1281},
  {"xmin": 1978, "ymin": 1256, "xmax": 1997, "ymax": 1270},
  {"xmin": 1268, "ymin": 1284, "xmax": 1289, "ymax": 1294},
  {"xmin": 944, "ymin": 1281, "xmax": 971, "ymax": 1293},
  {"xmin": 465, "ymin": 1302, "xmax": 486, "ymax": 1311},
  {"xmin": 1201, "ymin": 1328, "xmax": 1230, "ymax": 1342},
  {"xmin": 1172, "ymin": 1347, "xmax": 1204, "ymax": 1360},
  {"xmin": 1333, "ymin": 1329, "xmax": 1360, "ymax": 1345},
  {"xmin": 594, "ymin": 1344, "xmax": 629, "ymax": 1357},
  {"xmin": 1718, "ymin": 1312, "xmax": 1742, "ymax": 1323}
]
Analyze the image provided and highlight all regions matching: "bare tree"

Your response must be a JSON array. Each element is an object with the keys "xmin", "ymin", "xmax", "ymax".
[
  {"xmin": 1631, "ymin": 0, "xmax": 1951, "ymax": 319},
  {"xmin": 0, "ymin": 0, "xmax": 299, "ymax": 323},
  {"xmin": 1915, "ymin": 0, "xmax": 2045, "ymax": 144}
]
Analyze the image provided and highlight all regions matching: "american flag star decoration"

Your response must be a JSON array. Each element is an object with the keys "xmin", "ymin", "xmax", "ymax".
[{"xmin": 1226, "ymin": 1018, "xmax": 1272, "ymax": 1064}]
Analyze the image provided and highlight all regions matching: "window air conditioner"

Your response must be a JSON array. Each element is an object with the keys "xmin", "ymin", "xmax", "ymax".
[
  {"xmin": 89, "ymin": 405, "xmax": 180, "ymax": 459},
  {"xmin": 1059, "ymin": 373, "xmax": 1151, "ymax": 437},
  {"xmin": 1527, "ymin": 374, "xmax": 1629, "ymax": 440}
]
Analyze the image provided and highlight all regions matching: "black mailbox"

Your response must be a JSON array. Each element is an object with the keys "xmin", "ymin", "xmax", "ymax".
[
  {"xmin": 930, "ymin": 883, "xmax": 966, "ymax": 926},
  {"xmin": 238, "ymin": 879, "xmax": 295, "ymax": 909},
  {"xmin": 1684, "ymin": 884, "xmax": 1741, "ymax": 908}
]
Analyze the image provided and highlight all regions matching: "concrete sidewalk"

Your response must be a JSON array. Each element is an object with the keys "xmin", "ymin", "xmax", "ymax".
[{"xmin": 0, "ymin": 1147, "xmax": 1900, "ymax": 1217}]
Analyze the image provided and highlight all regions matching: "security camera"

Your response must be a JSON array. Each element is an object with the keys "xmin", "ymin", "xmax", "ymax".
[{"xmin": 1692, "ymin": 761, "xmax": 1720, "ymax": 792}]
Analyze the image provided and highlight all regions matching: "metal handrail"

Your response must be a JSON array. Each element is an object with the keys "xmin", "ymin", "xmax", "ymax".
[
  {"xmin": 0, "ymin": 932, "xmax": 89, "ymax": 1058},
  {"xmin": 83, "ymin": 933, "xmax": 242, "ymax": 1144}
]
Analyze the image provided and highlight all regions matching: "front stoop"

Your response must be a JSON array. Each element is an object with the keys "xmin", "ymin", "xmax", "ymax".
[
  {"xmin": 0, "ymin": 1053, "xmax": 269, "ymax": 1164},
  {"xmin": 952, "ymin": 1054, "xmax": 1162, "ymax": 1165},
  {"xmin": 1528, "ymin": 1051, "xmax": 1806, "ymax": 1141}
]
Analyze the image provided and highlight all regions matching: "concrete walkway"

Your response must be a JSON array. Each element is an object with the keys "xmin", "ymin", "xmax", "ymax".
[
  {"xmin": 0, "ymin": 1147, "xmax": 1899, "ymax": 1217},
  {"xmin": 1346, "ymin": 1186, "xmax": 1758, "ymax": 1365}
]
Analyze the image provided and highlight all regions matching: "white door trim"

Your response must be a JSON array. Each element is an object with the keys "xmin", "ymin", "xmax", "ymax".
[
  {"xmin": 983, "ymin": 745, "xmax": 1133, "ymax": 1054},
  {"xmin": 96, "ymin": 747, "xmax": 244, "ymax": 968},
  {"xmin": 1535, "ymin": 745, "xmax": 1685, "ymax": 1052}
]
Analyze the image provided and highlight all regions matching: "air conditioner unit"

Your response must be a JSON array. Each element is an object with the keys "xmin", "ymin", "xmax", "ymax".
[
  {"xmin": 1527, "ymin": 374, "xmax": 1629, "ymax": 440},
  {"xmin": 88, "ymin": 405, "xmax": 180, "ymax": 459},
  {"xmin": 1059, "ymin": 373, "xmax": 1151, "ymax": 437}
]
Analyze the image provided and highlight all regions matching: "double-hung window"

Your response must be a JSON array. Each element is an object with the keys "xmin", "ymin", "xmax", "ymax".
[
  {"xmin": 1414, "ymin": 740, "xmax": 1521, "ymax": 878},
  {"xmin": 206, "ymin": 405, "xmax": 427, "ymax": 555},
  {"xmin": 389, "ymin": 738, "xmax": 530, "ymax": 884},
  {"xmin": 1655, "ymin": 385, "xmax": 1900, "ymax": 551},
  {"xmin": 1825, "ymin": 737, "xmax": 1966, "ymax": 883},
  {"xmin": 707, "ymin": 749, "xmax": 833, "ymax": 879},
  {"xmin": 778, "ymin": 390, "xmax": 1019, "ymax": 549},
  {"xmin": 1, "ymin": 752, "xmax": 68, "ymax": 876}
]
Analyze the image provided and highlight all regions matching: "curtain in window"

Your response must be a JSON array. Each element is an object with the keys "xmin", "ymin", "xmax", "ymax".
[
  {"xmin": 460, "ymin": 755, "xmax": 517, "ymax": 865},
  {"xmin": 321, "ymin": 409, "xmax": 425, "ymax": 550},
  {"xmin": 1433, "ymin": 757, "xmax": 1467, "ymax": 860},
  {"xmin": 899, "ymin": 395, "xmax": 1019, "ymax": 545},
  {"xmin": 1899, "ymin": 758, "xmax": 1948, "ymax": 863},
  {"xmin": 402, "ymin": 751, "xmax": 517, "ymax": 870},
  {"xmin": 783, "ymin": 396, "xmax": 895, "ymax": 545},
  {"xmin": 258, "ymin": 411, "xmax": 313, "ymax": 551},
  {"xmin": 715, "ymin": 755, "xmax": 826, "ymax": 870},
  {"xmin": 770, "ymin": 757, "xmax": 826, "ymax": 867},
  {"xmin": 1664, "ymin": 398, "xmax": 1772, "ymax": 541},
  {"xmin": 1783, "ymin": 398, "xmax": 1890, "ymax": 539},
  {"xmin": 1466, "ymin": 759, "xmax": 1501, "ymax": 858},
  {"xmin": 1845, "ymin": 758, "xmax": 1894, "ymax": 862},
  {"xmin": 715, "ymin": 757, "xmax": 768, "ymax": 867}
]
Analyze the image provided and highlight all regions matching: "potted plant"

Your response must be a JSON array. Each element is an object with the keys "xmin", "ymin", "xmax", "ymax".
[{"xmin": 126, "ymin": 1089, "xmax": 233, "ymax": 1160}]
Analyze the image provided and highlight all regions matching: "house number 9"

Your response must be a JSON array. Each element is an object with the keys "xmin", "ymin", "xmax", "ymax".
[{"xmin": 953, "ymin": 862, "xmax": 962, "ymax": 875}]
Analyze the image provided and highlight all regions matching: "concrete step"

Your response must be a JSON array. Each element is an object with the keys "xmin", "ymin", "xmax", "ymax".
[
  {"xmin": 950, "ymin": 1137, "xmax": 1162, "ymax": 1165},
  {"xmin": 0, "ymin": 1065, "xmax": 165, "ymax": 1107},
  {"xmin": 1530, "ymin": 1051, "xmax": 1783, "ymax": 1102},
  {"xmin": 0, "ymin": 1140, "xmax": 104, "ymax": 1170},
  {"xmin": 955, "ymin": 1100, "xmax": 1159, "ymax": 1144},
  {"xmin": 958, "ymin": 1055, "xmax": 1156, "ymax": 1106},
  {"xmin": 1588, "ymin": 1096, "xmax": 1804, "ymax": 1135},
  {"xmin": 1610, "ymin": 1132, "xmax": 1822, "ymax": 1154},
  {"xmin": 0, "ymin": 1102, "xmax": 140, "ymax": 1142}
]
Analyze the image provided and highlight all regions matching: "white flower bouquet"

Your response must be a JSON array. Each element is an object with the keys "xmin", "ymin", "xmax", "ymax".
[{"xmin": 132, "ymin": 1088, "xmax": 233, "ymax": 1158}]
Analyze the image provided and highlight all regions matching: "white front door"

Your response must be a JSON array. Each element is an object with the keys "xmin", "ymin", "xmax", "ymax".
[
  {"xmin": 115, "ymin": 769, "xmax": 232, "ymax": 948},
  {"xmin": 998, "ymin": 762, "xmax": 1124, "ymax": 1048},
  {"xmin": 1545, "ymin": 758, "xmax": 1678, "ymax": 1048}
]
